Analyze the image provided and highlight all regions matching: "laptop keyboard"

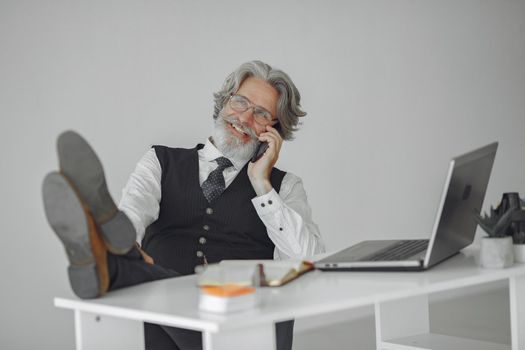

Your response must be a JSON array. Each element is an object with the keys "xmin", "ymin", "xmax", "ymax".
[{"xmin": 365, "ymin": 240, "xmax": 429, "ymax": 261}]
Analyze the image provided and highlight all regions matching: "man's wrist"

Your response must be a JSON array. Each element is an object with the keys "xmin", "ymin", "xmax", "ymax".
[{"xmin": 250, "ymin": 178, "xmax": 273, "ymax": 196}]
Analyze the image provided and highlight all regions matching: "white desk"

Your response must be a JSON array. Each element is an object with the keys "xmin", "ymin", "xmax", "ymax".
[{"xmin": 55, "ymin": 248, "xmax": 525, "ymax": 350}]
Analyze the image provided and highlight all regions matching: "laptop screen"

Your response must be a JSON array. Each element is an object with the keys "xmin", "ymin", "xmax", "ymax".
[{"xmin": 423, "ymin": 142, "xmax": 498, "ymax": 267}]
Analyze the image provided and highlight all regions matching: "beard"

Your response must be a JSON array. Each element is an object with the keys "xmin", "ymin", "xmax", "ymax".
[{"xmin": 212, "ymin": 110, "xmax": 259, "ymax": 162}]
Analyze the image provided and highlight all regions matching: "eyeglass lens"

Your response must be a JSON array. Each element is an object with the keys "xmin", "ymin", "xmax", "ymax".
[{"xmin": 230, "ymin": 95, "xmax": 273, "ymax": 124}]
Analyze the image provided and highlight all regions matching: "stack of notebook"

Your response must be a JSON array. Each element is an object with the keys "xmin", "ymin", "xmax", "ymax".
[{"xmin": 199, "ymin": 284, "xmax": 258, "ymax": 313}]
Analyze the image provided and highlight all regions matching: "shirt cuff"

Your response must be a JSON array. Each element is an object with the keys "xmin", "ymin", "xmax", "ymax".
[{"xmin": 251, "ymin": 188, "xmax": 284, "ymax": 216}]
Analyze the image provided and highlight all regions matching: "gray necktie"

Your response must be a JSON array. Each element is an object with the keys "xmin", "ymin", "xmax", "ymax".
[{"xmin": 201, "ymin": 157, "xmax": 233, "ymax": 203}]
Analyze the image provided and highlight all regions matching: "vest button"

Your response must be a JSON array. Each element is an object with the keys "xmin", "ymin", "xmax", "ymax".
[
  {"xmin": 206, "ymin": 208, "xmax": 214, "ymax": 215},
  {"xmin": 203, "ymin": 225, "xmax": 210, "ymax": 231},
  {"xmin": 199, "ymin": 237, "xmax": 207, "ymax": 244},
  {"xmin": 196, "ymin": 251, "xmax": 204, "ymax": 258}
]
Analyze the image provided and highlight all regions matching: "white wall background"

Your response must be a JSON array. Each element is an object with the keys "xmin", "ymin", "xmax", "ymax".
[{"xmin": 1, "ymin": 0, "xmax": 524, "ymax": 348}]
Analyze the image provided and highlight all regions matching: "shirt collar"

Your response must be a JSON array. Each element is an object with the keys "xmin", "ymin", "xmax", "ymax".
[{"xmin": 203, "ymin": 138, "xmax": 247, "ymax": 170}]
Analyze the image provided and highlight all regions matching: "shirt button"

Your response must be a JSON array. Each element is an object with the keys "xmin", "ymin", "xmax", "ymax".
[
  {"xmin": 196, "ymin": 251, "xmax": 204, "ymax": 258},
  {"xmin": 203, "ymin": 225, "xmax": 210, "ymax": 231},
  {"xmin": 199, "ymin": 237, "xmax": 207, "ymax": 244},
  {"xmin": 206, "ymin": 208, "xmax": 214, "ymax": 215}
]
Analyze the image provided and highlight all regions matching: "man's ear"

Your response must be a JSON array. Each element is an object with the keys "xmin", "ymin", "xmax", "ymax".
[{"xmin": 275, "ymin": 122, "xmax": 286, "ymax": 139}]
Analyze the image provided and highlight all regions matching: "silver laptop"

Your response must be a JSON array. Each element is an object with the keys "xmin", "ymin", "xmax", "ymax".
[{"xmin": 315, "ymin": 142, "xmax": 498, "ymax": 271}]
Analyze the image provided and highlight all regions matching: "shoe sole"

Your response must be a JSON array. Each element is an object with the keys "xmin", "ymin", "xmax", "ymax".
[
  {"xmin": 56, "ymin": 130, "xmax": 135, "ymax": 254},
  {"xmin": 42, "ymin": 172, "xmax": 109, "ymax": 299}
]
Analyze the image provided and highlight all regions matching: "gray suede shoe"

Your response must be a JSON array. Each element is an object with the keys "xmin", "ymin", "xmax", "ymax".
[
  {"xmin": 42, "ymin": 172, "xmax": 109, "ymax": 299},
  {"xmin": 56, "ymin": 130, "xmax": 136, "ymax": 254}
]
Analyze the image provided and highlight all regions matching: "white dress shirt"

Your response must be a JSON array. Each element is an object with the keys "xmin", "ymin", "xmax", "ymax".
[{"xmin": 118, "ymin": 139, "xmax": 325, "ymax": 259}]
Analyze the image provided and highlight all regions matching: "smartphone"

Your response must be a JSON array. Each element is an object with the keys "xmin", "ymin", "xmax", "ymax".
[{"xmin": 251, "ymin": 142, "xmax": 269, "ymax": 163}]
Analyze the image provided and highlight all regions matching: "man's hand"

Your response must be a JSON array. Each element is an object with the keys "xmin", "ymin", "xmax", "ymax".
[
  {"xmin": 248, "ymin": 125, "xmax": 283, "ymax": 196},
  {"xmin": 136, "ymin": 243, "xmax": 154, "ymax": 265}
]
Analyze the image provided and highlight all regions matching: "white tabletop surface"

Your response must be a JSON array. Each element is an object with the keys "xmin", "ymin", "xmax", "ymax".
[{"xmin": 55, "ymin": 247, "xmax": 525, "ymax": 333}]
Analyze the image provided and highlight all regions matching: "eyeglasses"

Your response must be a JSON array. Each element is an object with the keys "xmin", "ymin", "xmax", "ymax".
[{"xmin": 228, "ymin": 94, "xmax": 276, "ymax": 126}]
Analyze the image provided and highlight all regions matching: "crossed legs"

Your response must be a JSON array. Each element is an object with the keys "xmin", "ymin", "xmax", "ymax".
[{"xmin": 41, "ymin": 131, "xmax": 198, "ymax": 349}]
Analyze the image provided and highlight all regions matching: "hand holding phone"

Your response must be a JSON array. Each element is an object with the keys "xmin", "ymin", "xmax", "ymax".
[
  {"xmin": 247, "ymin": 125, "xmax": 282, "ymax": 196},
  {"xmin": 251, "ymin": 142, "xmax": 269, "ymax": 163},
  {"xmin": 250, "ymin": 123, "xmax": 279, "ymax": 163}
]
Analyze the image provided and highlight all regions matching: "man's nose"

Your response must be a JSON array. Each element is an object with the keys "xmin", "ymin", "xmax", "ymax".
[{"xmin": 237, "ymin": 108, "xmax": 254, "ymax": 124}]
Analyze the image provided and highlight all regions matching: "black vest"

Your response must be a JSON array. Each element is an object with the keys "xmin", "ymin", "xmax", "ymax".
[{"xmin": 142, "ymin": 144, "xmax": 286, "ymax": 275}]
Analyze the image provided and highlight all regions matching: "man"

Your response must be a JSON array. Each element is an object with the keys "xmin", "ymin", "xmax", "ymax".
[{"xmin": 42, "ymin": 60, "xmax": 324, "ymax": 350}]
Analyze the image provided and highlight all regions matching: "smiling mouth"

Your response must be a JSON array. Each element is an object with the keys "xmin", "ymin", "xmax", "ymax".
[{"xmin": 229, "ymin": 122, "xmax": 249, "ymax": 137}]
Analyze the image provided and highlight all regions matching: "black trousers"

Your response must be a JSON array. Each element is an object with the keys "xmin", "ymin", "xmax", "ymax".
[{"xmin": 107, "ymin": 250, "xmax": 294, "ymax": 350}]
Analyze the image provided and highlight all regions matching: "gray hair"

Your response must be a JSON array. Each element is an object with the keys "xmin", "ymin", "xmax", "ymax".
[{"xmin": 213, "ymin": 60, "xmax": 306, "ymax": 141}]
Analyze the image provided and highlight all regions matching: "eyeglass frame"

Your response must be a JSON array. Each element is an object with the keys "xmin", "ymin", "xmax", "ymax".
[{"xmin": 227, "ymin": 94, "xmax": 278, "ymax": 126}]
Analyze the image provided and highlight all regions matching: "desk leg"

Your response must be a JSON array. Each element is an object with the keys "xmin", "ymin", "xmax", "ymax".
[
  {"xmin": 374, "ymin": 295, "xmax": 429, "ymax": 350},
  {"xmin": 510, "ymin": 275, "xmax": 525, "ymax": 350},
  {"xmin": 74, "ymin": 310, "xmax": 144, "ymax": 350},
  {"xmin": 203, "ymin": 323, "xmax": 275, "ymax": 350}
]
